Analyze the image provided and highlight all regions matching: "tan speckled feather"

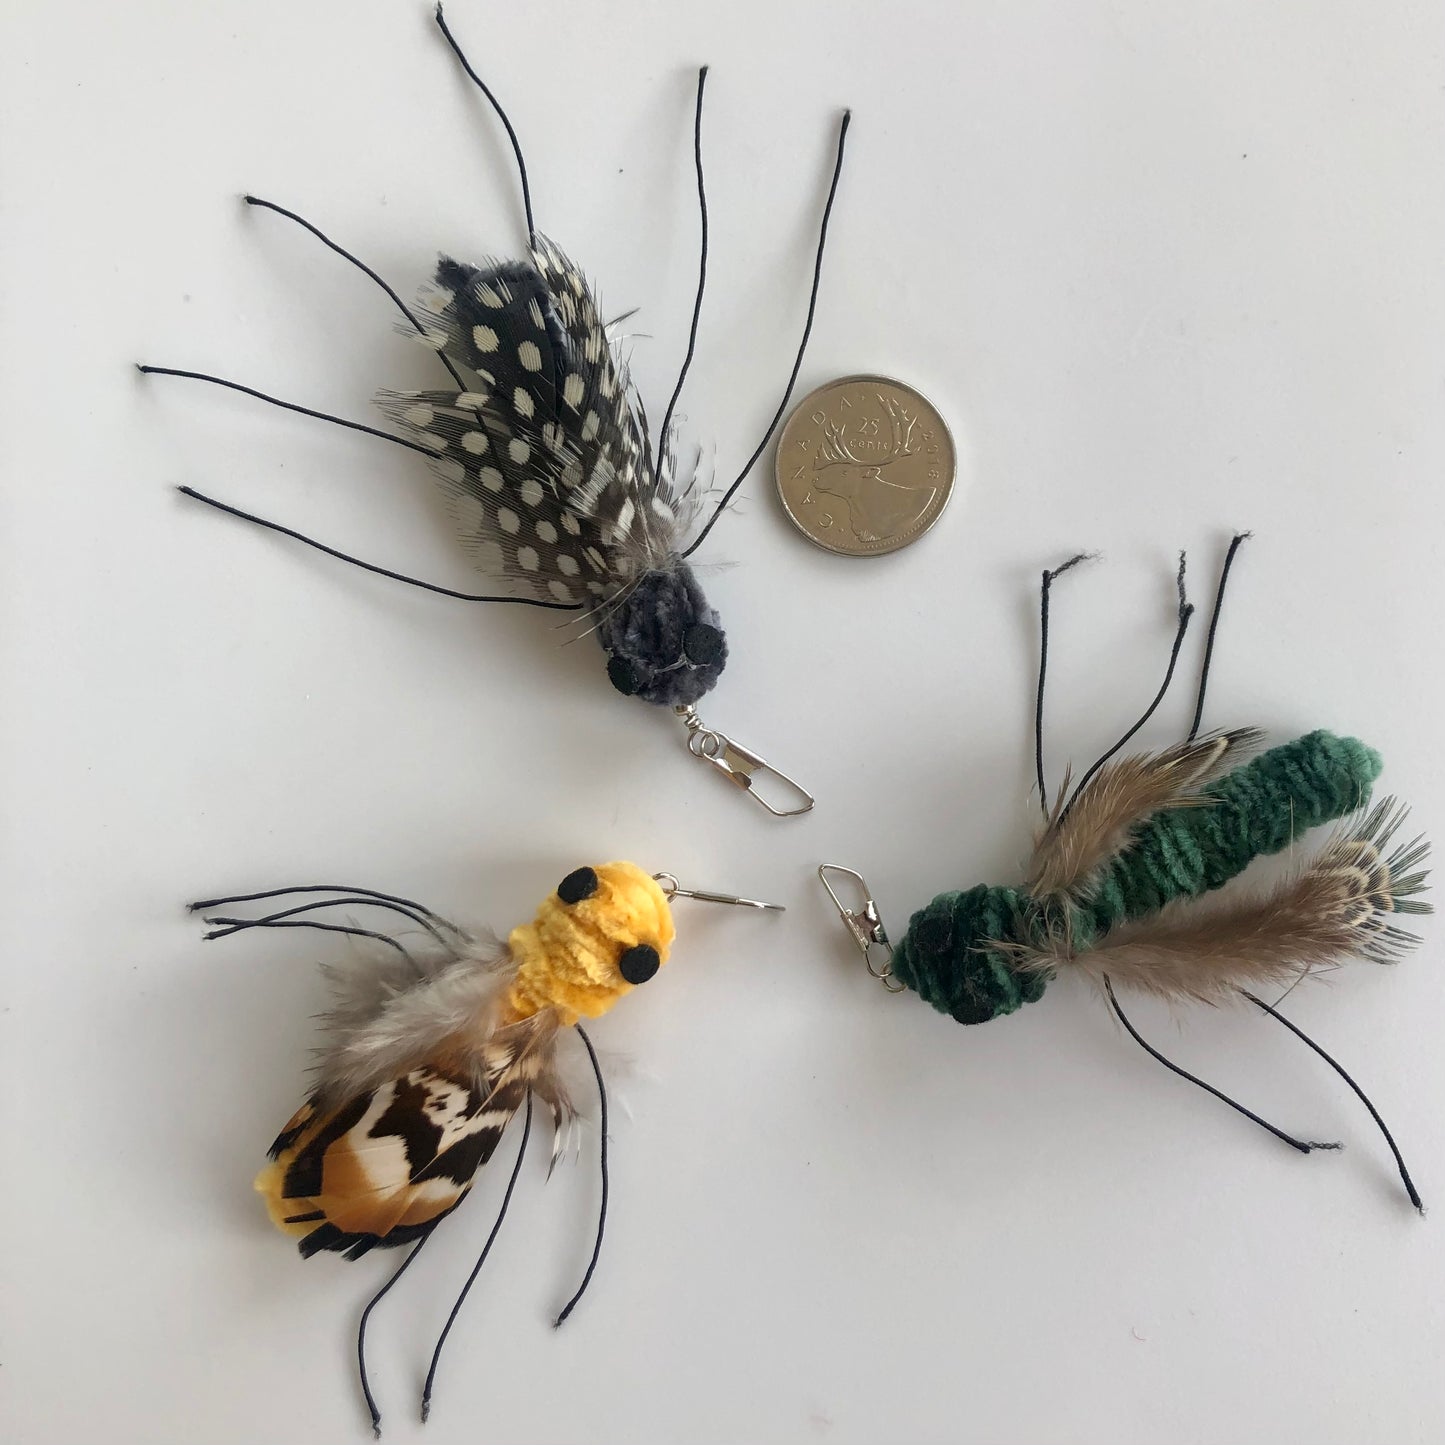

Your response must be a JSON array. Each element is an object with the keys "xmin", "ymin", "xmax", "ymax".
[
  {"xmin": 1014, "ymin": 797, "xmax": 1430, "ymax": 1004},
  {"xmin": 1026, "ymin": 728, "xmax": 1262, "ymax": 901}
]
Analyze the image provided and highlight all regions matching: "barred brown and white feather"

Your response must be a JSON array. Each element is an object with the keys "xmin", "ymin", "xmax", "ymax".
[
  {"xmin": 1027, "ymin": 728, "xmax": 1263, "ymax": 901},
  {"xmin": 259, "ymin": 1039, "xmax": 550, "ymax": 1259},
  {"xmin": 379, "ymin": 235, "xmax": 704, "ymax": 608},
  {"xmin": 1013, "ymin": 795, "xmax": 1431, "ymax": 1005},
  {"xmin": 259, "ymin": 938, "xmax": 561, "ymax": 1253},
  {"xmin": 258, "ymin": 927, "xmax": 581, "ymax": 1258}
]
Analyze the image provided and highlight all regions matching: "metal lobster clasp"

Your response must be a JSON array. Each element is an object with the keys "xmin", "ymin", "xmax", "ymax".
[
  {"xmin": 675, "ymin": 706, "xmax": 815, "ymax": 817},
  {"xmin": 817, "ymin": 864, "xmax": 905, "ymax": 992}
]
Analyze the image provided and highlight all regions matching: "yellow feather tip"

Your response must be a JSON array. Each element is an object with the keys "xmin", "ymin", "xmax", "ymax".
[{"xmin": 254, "ymin": 1156, "xmax": 313, "ymax": 1239}]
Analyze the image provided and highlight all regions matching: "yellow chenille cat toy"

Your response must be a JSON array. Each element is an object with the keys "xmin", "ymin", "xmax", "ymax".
[{"xmin": 192, "ymin": 861, "xmax": 781, "ymax": 1434}]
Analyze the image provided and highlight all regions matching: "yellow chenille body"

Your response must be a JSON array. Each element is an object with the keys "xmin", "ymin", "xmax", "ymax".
[{"xmin": 505, "ymin": 862, "xmax": 675, "ymax": 1025}]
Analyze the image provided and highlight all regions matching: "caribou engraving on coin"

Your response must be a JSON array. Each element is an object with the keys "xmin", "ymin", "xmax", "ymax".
[{"xmin": 775, "ymin": 376, "xmax": 955, "ymax": 556}]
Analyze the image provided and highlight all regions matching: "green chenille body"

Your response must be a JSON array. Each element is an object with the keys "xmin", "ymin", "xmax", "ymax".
[{"xmin": 891, "ymin": 731, "xmax": 1383, "ymax": 1025}]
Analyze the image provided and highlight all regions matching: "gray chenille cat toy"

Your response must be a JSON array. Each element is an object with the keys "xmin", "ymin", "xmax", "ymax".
[{"xmin": 141, "ymin": 6, "xmax": 851, "ymax": 816}]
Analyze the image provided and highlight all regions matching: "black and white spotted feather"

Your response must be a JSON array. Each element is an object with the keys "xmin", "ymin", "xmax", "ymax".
[{"xmin": 379, "ymin": 236, "xmax": 728, "ymax": 706}]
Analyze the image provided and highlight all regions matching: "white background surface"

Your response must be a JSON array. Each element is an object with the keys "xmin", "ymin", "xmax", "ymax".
[{"xmin": 3, "ymin": 2, "xmax": 1444, "ymax": 1442}]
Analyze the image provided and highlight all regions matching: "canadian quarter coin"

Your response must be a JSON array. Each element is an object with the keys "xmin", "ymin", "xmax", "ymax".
[{"xmin": 774, "ymin": 374, "xmax": 955, "ymax": 557}]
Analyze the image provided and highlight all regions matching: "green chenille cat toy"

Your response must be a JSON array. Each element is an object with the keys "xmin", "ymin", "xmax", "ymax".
[{"xmin": 822, "ymin": 537, "xmax": 1430, "ymax": 1209}]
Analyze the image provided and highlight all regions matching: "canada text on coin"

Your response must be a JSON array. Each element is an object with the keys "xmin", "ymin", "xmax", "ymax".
[{"xmin": 775, "ymin": 375, "xmax": 954, "ymax": 556}]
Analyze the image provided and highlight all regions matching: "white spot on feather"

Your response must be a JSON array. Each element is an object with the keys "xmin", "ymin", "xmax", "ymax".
[
  {"xmin": 562, "ymin": 374, "xmax": 585, "ymax": 409},
  {"xmin": 477, "ymin": 283, "xmax": 504, "ymax": 307},
  {"xmin": 519, "ymin": 478, "xmax": 544, "ymax": 508},
  {"xmin": 498, "ymin": 508, "xmax": 521, "ymax": 535},
  {"xmin": 560, "ymin": 511, "xmax": 582, "ymax": 535},
  {"xmin": 528, "ymin": 298, "xmax": 545, "ymax": 329},
  {"xmin": 479, "ymin": 466, "xmax": 503, "ymax": 493},
  {"xmin": 509, "ymin": 438, "xmax": 530, "ymax": 465},
  {"xmin": 548, "ymin": 580, "xmax": 575, "ymax": 602},
  {"xmin": 405, "ymin": 404, "xmax": 435, "ymax": 427},
  {"xmin": 513, "ymin": 387, "xmax": 535, "ymax": 419},
  {"xmin": 472, "ymin": 325, "xmax": 499, "ymax": 353},
  {"xmin": 535, "ymin": 520, "xmax": 557, "ymax": 543},
  {"xmin": 516, "ymin": 545, "xmax": 539, "ymax": 572},
  {"xmin": 462, "ymin": 431, "xmax": 489, "ymax": 455},
  {"xmin": 348, "ymin": 1131, "xmax": 409, "ymax": 1193},
  {"xmin": 581, "ymin": 411, "xmax": 599, "ymax": 441},
  {"xmin": 557, "ymin": 553, "xmax": 579, "ymax": 576},
  {"xmin": 518, "ymin": 341, "xmax": 542, "ymax": 372}
]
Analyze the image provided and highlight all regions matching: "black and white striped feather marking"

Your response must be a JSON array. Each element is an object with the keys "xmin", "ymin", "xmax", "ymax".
[{"xmin": 379, "ymin": 236, "xmax": 702, "ymax": 609}]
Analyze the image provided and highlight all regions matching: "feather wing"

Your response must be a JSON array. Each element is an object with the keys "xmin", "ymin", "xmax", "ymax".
[
  {"xmin": 258, "ymin": 937, "xmax": 576, "ymax": 1258},
  {"xmin": 1015, "ymin": 796, "xmax": 1430, "ymax": 1005},
  {"xmin": 378, "ymin": 235, "xmax": 701, "ymax": 607},
  {"xmin": 256, "ymin": 1030, "xmax": 556, "ymax": 1259},
  {"xmin": 1027, "ymin": 728, "xmax": 1262, "ymax": 901}
]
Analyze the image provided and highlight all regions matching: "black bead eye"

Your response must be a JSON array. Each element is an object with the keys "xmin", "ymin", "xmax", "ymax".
[
  {"xmin": 682, "ymin": 623, "xmax": 724, "ymax": 666},
  {"xmin": 557, "ymin": 867, "xmax": 599, "ymax": 905},
  {"xmin": 606, "ymin": 655, "xmax": 641, "ymax": 695},
  {"xmin": 618, "ymin": 943, "xmax": 660, "ymax": 985}
]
